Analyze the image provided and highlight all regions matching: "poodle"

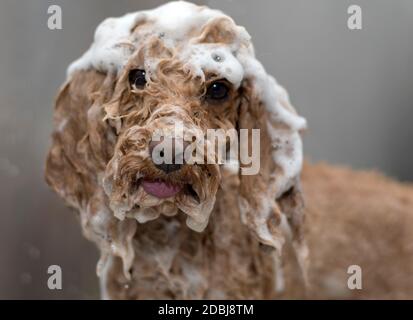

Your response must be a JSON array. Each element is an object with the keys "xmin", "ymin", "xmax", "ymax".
[{"xmin": 45, "ymin": 1, "xmax": 413, "ymax": 299}]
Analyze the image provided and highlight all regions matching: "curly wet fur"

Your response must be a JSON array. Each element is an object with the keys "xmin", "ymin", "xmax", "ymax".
[{"xmin": 45, "ymin": 5, "xmax": 413, "ymax": 299}]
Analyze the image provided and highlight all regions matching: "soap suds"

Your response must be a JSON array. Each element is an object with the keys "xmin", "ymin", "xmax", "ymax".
[{"xmin": 68, "ymin": 1, "xmax": 223, "ymax": 76}]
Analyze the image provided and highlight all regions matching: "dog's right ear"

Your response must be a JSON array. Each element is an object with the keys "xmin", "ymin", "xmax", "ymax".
[{"xmin": 45, "ymin": 70, "xmax": 113, "ymax": 210}]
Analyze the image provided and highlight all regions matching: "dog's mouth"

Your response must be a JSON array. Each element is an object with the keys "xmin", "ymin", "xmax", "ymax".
[
  {"xmin": 137, "ymin": 178, "xmax": 201, "ymax": 203},
  {"xmin": 142, "ymin": 179, "xmax": 183, "ymax": 199},
  {"xmin": 105, "ymin": 165, "xmax": 218, "ymax": 232},
  {"xmin": 104, "ymin": 143, "xmax": 220, "ymax": 231}
]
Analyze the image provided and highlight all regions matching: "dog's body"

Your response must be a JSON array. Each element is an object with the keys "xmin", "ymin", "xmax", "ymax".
[
  {"xmin": 45, "ymin": 1, "xmax": 413, "ymax": 299},
  {"xmin": 97, "ymin": 162, "xmax": 413, "ymax": 299}
]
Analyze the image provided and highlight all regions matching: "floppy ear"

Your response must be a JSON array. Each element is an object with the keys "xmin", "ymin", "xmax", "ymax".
[
  {"xmin": 45, "ymin": 70, "xmax": 112, "ymax": 209},
  {"xmin": 45, "ymin": 70, "xmax": 137, "ymax": 279},
  {"xmin": 237, "ymin": 75, "xmax": 309, "ymax": 286}
]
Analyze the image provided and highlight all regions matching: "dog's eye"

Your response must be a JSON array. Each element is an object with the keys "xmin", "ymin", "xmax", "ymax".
[
  {"xmin": 205, "ymin": 81, "xmax": 229, "ymax": 101},
  {"xmin": 129, "ymin": 69, "xmax": 147, "ymax": 89}
]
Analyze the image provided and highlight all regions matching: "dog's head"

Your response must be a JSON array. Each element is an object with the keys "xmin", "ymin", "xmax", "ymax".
[{"xmin": 46, "ymin": 1, "xmax": 307, "ymax": 277}]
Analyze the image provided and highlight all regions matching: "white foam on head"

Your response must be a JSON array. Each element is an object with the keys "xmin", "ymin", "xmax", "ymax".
[
  {"xmin": 68, "ymin": 12, "xmax": 142, "ymax": 75},
  {"xmin": 144, "ymin": 1, "xmax": 222, "ymax": 41},
  {"xmin": 68, "ymin": 1, "xmax": 223, "ymax": 76},
  {"xmin": 67, "ymin": 1, "xmax": 249, "ymax": 88},
  {"xmin": 183, "ymin": 44, "xmax": 244, "ymax": 87}
]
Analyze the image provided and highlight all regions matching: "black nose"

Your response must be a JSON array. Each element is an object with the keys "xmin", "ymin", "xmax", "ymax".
[
  {"xmin": 149, "ymin": 138, "xmax": 187, "ymax": 174},
  {"xmin": 154, "ymin": 163, "xmax": 182, "ymax": 174}
]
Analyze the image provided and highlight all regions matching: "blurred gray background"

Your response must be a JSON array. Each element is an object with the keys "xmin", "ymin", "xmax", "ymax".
[{"xmin": 0, "ymin": 0, "xmax": 412, "ymax": 299}]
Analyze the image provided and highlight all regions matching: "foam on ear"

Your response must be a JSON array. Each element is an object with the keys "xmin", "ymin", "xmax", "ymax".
[{"xmin": 235, "ymin": 46, "xmax": 308, "ymax": 291}]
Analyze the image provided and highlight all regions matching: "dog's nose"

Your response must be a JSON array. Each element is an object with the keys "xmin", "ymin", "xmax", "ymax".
[
  {"xmin": 149, "ymin": 138, "xmax": 188, "ymax": 174},
  {"xmin": 154, "ymin": 162, "xmax": 182, "ymax": 174}
]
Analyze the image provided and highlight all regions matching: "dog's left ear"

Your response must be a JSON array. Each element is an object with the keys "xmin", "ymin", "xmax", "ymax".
[{"xmin": 237, "ymin": 71, "xmax": 308, "ymax": 278}]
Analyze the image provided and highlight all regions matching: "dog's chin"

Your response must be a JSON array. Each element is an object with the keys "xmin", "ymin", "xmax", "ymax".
[{"xmin": 106, "ymin": 174, "xmax": 218, "ymax": 233}]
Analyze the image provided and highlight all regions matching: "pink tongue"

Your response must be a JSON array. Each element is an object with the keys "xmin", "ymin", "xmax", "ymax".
[{"xmin": 142, "ymin": 180, "xmax": 183, "ymax": 199}]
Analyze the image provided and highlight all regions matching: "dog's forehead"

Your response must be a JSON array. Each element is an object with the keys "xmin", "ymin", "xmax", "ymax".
[{"xmin": 67, "ymin": 1, "xmax": 252, "ymax": 87}]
